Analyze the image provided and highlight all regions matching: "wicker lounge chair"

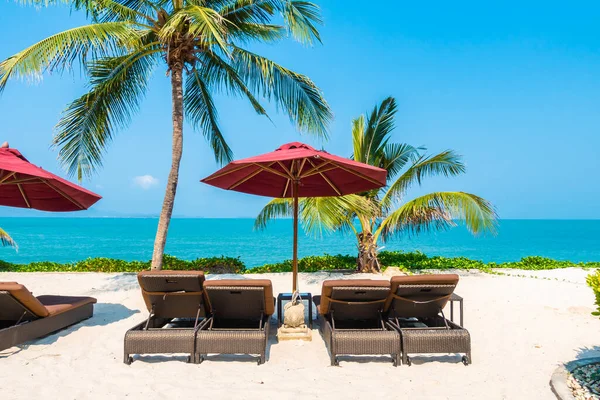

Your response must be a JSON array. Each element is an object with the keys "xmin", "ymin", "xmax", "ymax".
[
  {"xmin": 195, "ymin": 279, "xmax": 274, "ymax": 365},
  {"xmin": 386, "ymin": 274, "xmax": 472, "ymax": 366},
  {"xmin": 0, "ymin": 282, "xmax": 96, "ymax": 352},
  {"xmin": 314, "ymin": 279, "xmax": 401, "ymax": 366},
  {"xmin": 124, "ymin": 271, "xmax": 207, "ymax": 364}
]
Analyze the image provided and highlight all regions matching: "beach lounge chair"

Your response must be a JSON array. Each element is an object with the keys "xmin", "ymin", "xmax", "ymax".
[
  {"xmin": 314, "ymin": 279, "xmax": 401, "ymax": 366},
  {"xmin": 124, "ymin": 271, "xmax": 207, "ymax": 364},
  {"xmin": 386, "ymin": 274, "xmax": 472, "ymax": 366},
  {"xmin": 0, "ymin": 282, "xmax": 96, "ymax": 352},
  {"xmin": 195, "ymin": 279, "xmax": 274, "ymax": 365}
]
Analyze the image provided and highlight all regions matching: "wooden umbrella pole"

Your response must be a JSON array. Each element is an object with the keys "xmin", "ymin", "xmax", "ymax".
[{"xmin": 292, "ymin": 179, "xmax": 299, "ymax": 293}]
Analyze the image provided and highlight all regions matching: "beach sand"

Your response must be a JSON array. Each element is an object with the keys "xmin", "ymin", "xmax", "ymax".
[{"xmin": 1, "ymin": 269, "xmax": 599, "ymax": 400}]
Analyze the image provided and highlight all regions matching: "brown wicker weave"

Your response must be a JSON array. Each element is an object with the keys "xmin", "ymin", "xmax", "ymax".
[
  {"xmin": 123, "ymin": 271, "xmax": 206, "ymax": 364},
  {"xmin": 315, "ymin": 281, "xmax": 401, "ymax": 366},
  {"xmin": 0, "ymin": 284, "xmax": 96, "ymax": 352},
  {"xmin": 196, "ymin": 322, "xmax": 270, "ymax": 364},
  {"xmin": 195, "ymin": 281, "xmax": 273, "ymax": 365},
  {"xmin": 387, "ymin": 275, "xmax": 472, "ymax": 366},
  {"xmin": 396, "ymin": 319, "xmax": 471, "ymax": 365}
]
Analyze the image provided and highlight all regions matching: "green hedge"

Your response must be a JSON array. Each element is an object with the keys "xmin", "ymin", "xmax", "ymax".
[
  {"xmin": 0, "ymin": 254, "xmax": 245, "ymax": 274},
  {"xmin": 251, "ymin": 254, "xmax": 357, "ymax": 273},
  {"xmin": 587, "ymin": 270, "xmax": 600, "ymax": 317},
  {"xmin": 250, "ymin": 252, "xmax": 600, "ymax": 273},
  {"xmin": 0, "ymin": 251, "xmax": 599, "ymax": 274}
]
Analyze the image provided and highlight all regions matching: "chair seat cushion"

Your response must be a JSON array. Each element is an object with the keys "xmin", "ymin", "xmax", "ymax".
[
  {"xmin": 203, "ymin": 279, "xmax": 274, "ymax": 315},
  {"xmin": 318, "ymin": 280, "xmax": 390, "ymax": 315},
  {"xmin": 37, "ymin": 295, "xmax": 97, "ymax": 316}
]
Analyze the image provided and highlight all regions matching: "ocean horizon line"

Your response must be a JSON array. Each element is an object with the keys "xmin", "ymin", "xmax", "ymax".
[{"xmin": 1, "ymin": 216, "xmax": 600, "ymax": 221}]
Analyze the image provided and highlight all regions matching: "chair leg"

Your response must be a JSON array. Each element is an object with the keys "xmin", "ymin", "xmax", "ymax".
[
  {"xmin": 124, "ymin": 354, "xmax": 133, "ymax": 365},
  {"xmin": 463, "ymin": 352, "xmax": 472, "ymax": 365},
  {"xmin": 330, "ymin": 352, "xmax": 339, "ymax": 366}
]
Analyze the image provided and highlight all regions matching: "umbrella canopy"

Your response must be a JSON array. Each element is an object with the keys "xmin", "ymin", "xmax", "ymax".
[
  {"xmin": 0, "ymin": 146, "xmax": 101, "ymax": 212},
  {"xmin": 202, "ymin": 142, "xmax": 387, "ymax": 291}
]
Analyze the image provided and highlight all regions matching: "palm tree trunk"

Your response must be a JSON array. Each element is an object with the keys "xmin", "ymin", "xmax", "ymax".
[
  {"xmin": 151, "ymin": 63, "xmax": 184, "ymax": 270},
  {"xmin": 356, "ymin": 231, "xmax": 381, "ymax": 273}
]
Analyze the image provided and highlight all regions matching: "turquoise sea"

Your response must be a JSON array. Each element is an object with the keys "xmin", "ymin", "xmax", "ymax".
[{"xmin": 0, "ymin": 218, "xmax": 599, "ymax": 267}]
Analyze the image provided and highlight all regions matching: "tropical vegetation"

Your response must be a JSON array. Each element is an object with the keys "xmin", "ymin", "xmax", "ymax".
[
  {"xmin": 255, "ymin": 97, "xmax": 498, "ymax": 272},
  {"xmin": 0, "ymin": 0, "xmax": 332, "ymax": 270},
  {"xmin": 0, "ymin": 227, "xmax": 16, "ymax": 248},
  {"xmin": 0, "ymin": 254, "xmax": 244, "ymax": 273},
  {"xmin": 587, "ymin": 270, "xmax": 600, "ymax": 317},
  {"xmin": 1, "ymin": 252, "xmax": 598, "ymax": 273}
]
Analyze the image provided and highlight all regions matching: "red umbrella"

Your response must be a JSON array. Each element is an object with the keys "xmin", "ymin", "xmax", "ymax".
[
  {"xmin": 0, "ymin": 146, "xmax": 101, "ymax": 212},
  {"xmin": 201, "ymin": 142, "xmax": 387, "ymax": 291}
]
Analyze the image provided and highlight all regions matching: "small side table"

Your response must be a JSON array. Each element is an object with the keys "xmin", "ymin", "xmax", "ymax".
[
  {"xmin": 276, "ymin": 292, "xmax": 313, "ymax": 328},
  {"xmin": 449, "ymin": 293, "xmax": 464, "ymax": 327}
]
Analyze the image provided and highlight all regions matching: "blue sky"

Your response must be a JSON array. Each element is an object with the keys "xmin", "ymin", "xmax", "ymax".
[{"xmin": 1, "ymin": 1, "xmax": 599, "ymax": 218}]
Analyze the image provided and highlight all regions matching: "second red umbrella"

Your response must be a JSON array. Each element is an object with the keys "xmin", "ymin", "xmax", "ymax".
[
  {"xmin": 201, "ymin": 142, "xmax": 387, "ymax": 291},
  {"xmin": 0, "ymin": 145, "xmax": 101, "ymax": 212}
]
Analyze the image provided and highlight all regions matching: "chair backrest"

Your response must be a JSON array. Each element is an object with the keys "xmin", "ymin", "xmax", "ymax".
[
  {"xmin": 137, "ymin": 271, "xmax": 206, "ymax": 319},
  {"xmin": 203, "ymin": 279, "xmax": 274, "ymax": 320},
  {"xmin": 318, "ymin": 279, "xmax": 390, "ymax": 320},
  {"xmin": 385, "ymin": 274, "xmax": 459, "ymax": 318},
  {"xmin": 0, "ymin": 282, "xmax": 49, "ymax": 321}
]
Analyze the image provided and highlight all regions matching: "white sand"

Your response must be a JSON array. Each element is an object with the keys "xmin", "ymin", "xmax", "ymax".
[{"xmin": 1, "ymin": 269, "xmax": 599, "ymax": 400}]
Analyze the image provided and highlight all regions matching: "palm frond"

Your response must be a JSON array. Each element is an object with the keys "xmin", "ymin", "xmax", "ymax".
[
  {"xmin": 351, "ymin": 115, "xmax": 365, "ymax": 161},
  {"xmin": 185, "ymin": 69, "xmax": 233, "ymax": 165},
  {"xmin": 112, "ymin": 0, "xmax": 161, "ymax": 15},
  {"xmin": 219, "ymin": 0, "xmax": 320, "ymax": 44},
  {"xmin": 254, "ymin": 197, "xmax": 292, "ymax": 230},
  {"xmin": 74, "ymin": 0, "xmax": 154, "ymax": 24},
  {"xmin": 255, "ymin": 195, "xmax": 377, "ymax": 237},
  {"xmin": 0, "ymin": 22, "xmax": 141, "ymax": 92},
  {"xmin": 228, "ymin": 22, "xmax": 286, "ymax": 43},
  {"xmin": 376, "ymin": 191, "xmax": 498, "ymax": 242},
  {"xmin": 160, "ymin": 6, "xmax": 229, "ymax": 53},
  {"xmin": 53, "ymin": 45, "xmax": 159, "ymax": 179},
  {"xmin": 197, "ymin": 52, "xmax": 267, "ymax": 115},
  {"xmin": 283, "ymin": 1, "xmax": 322, "ymax": 45},
  {"xmin": 299, "ymin": 195, "xmax": 373, "ymax": 237},
  {"xmin": 231, "ymin": 46, "xmax": 331, "ymax": 137},
  {"xmin": 220, "ymin": 0, "xmax": 277, "ymax": 24},
  {"xmin": 17, "ymin": 0, "xmax": 159, "ymax": 15},
  {"xmin": 381, "ymin": 142, "xmax": 420, "ymax": 179},
  {"xmin": 353, "ymin": 96, "xmax": 396, "ymax": 165},
  {"xmin": 382, "ymin": 150, "xmax": 466, "ymax": 206},
  {"xmin": 0, "ymin": 227, "xmax": 17, "ymax": 249}
]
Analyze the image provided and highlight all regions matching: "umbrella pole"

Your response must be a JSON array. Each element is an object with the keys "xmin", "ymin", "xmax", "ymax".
[{"xmin": 292, "ymin": 180, "xmax": 299, "ymax": 293}]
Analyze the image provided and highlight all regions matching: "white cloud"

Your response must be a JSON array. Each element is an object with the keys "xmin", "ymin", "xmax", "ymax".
[{"xmin": 133, "ymin": 175, "xmax": 159, "ymax": 190}]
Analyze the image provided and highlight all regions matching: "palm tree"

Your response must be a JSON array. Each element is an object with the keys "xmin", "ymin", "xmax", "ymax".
[
  {"xmin": 0, "ymin": 0, "xmax": 332, "ymax": 270},
  {"xmin": 255, "ymin": 97, "xmax": 497, "ymax": 273}
]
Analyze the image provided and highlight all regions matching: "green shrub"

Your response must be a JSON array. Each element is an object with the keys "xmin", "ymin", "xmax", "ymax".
[
  {"xmin": 586, "ymin": 270, "xmax": 600, "ymax": 317},
  {"xmin": 0, "ymin": 251, "xmax": 598, "ymax": 274},
  {"xmin": 188, "ymin": 256, "xmax": 245, "ymax": 274},
  {"xmin": 0, "ymin": 254, "xmax": 245, "ymax": 274},
  {"xmin": 250, "ymin": 254, "xmax": 356, "ymax": 273},
  {"xmin": 378, "ymin": 251, "xmax": 487, "ymax": 271}
]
